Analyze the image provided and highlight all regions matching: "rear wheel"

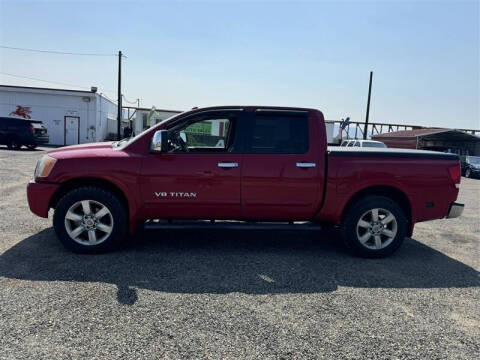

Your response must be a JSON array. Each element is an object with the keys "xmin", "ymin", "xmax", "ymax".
[
  {"xmin": 53, "ymin": 187, "xmax": 127, "ymax": 253},
  {"xmin": 465, "ymin": 168, "xmax": 471, "ymax": 178},
  {"xmin": 6, "ymin": 137, "xmax": 22, "ymax": 150},
  {"xmin": 341, "ymin": 196, "xmax": 407, "ymax": 258}
]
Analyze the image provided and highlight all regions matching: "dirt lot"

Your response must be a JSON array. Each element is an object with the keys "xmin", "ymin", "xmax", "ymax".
[{"xmin": 0, "ymin": 146, "xmax": 479, "ymax": 359}]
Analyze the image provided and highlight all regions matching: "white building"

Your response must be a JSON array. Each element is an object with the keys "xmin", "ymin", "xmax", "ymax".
[
  {"xmin": 0, "ymin": 85, "xmax": 118, "ymax": 145},
  {"xmin": 129, "ymin": 107, "xmax": 182, "ymax": 135}
]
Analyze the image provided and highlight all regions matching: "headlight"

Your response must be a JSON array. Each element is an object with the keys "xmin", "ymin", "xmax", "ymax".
[{"xmin": 34, "ymin": 155, "xmax": 57, "ymax": 179}]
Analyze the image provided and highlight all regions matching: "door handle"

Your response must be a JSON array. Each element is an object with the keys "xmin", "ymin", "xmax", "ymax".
[
  {"xmin": 218, "ymin": 162, "xmax": 238, "ymax": 168},
  {"xmin": 296, "ymin": 162, "xmax": 316, "ymax": 168}
]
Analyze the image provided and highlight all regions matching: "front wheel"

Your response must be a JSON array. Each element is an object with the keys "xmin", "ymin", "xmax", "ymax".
[
  {"xmin": 465, "ymin": 168, "xmax": 471, "ymax": 178},
  {"xmin": 341, "ymin": 196, "xmax": 407, "ymax": 258},
  {"xmin": 53, "ymin": 187, "xmax": 127, "ymax": 253},
  {"xmin": 26, "ymin": 144, "xmax": 37, "ymax": 150}
]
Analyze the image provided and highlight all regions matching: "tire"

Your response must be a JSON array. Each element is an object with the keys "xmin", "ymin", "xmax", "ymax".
[
  {"xmin": 341, "ymin": 195, "xmax": 407, "ymax": 258},
  {"xmin": 465, "ymin": 168, "xmax": 471, "ymax": 178},
  {"xmin": 26, "ymin": 144, "xmax": 37, "ymax": 150},
  {"xmin": 53, "ymin": 186, "xmax": 127, "ymax": 253},
  {"xmin": 6, "ymin": 137, "xmax": 22, "ymax": 150}
]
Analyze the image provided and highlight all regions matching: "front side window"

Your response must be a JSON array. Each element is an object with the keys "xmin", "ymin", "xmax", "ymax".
[
  {"xmin": 169, "ymin": 117, "xmax": 233, "ymax": 153},
  {"xmin": 246, "ymin": 114, "xmax": 309, "ymax": 154}
]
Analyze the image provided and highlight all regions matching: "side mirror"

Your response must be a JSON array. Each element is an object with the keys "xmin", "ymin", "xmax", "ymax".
[{"xmin": 150, "ymin": 130, "xmax": 169, "ymax": 153}]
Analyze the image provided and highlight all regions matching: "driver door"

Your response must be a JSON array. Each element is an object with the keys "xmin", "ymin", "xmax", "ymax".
[{"xmin": 139, "ymin": 110, "xmax": 244, "ymax": 219}]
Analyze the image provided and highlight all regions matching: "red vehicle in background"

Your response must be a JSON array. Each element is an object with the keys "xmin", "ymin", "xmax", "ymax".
[{"xmin": 27, "ymin": 106, "xmax": 463, "ymax": 257}]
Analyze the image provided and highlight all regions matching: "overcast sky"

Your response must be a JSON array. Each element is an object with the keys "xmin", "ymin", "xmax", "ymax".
[{"xmin": 0, "ymin": 0, "xmax": 478, "ymax": 129}]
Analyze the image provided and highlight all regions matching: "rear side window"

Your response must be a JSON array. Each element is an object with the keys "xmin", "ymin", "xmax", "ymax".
[
  {"xmin": 3, "ymin": 118, "xmax": 24, "ymax": 128},
  {"xmin": 0, "ymin": 118, "xmax": 15, "ymax": 127},
  {"xmin": 246, "ymin": 114, "xmax": 309, "ymax": 154}
]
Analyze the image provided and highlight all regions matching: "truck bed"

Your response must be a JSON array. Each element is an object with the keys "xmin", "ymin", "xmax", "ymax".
[{"xmin": 327, "ymin": 146, "xmax": 459, "ymax": 160}]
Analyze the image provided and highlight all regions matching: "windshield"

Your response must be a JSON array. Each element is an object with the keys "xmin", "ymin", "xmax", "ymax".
[
  {"xmin": 467, "ymin": 156, "xmax": 480, "ymax": 165},
  {"xmin": 113, "ymin": 112, "xmax": 182, "ymax": 148},
  {"xmin": 363, "ymin": 141, "xmax": 387, "ymax": 148}
]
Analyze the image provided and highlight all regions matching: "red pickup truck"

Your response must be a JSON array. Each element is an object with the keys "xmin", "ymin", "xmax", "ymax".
[{"xmin": 27, "ymin": 106, "xmax": 464, "ymax": 257}]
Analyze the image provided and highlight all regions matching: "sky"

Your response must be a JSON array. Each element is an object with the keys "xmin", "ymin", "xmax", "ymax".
[{"xmin": 0, "ymin": 0, "xmax": 478, "ymax": 129}]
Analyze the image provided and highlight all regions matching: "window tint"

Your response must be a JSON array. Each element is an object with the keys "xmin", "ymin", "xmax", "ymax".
[
  {"xmin": 2, "ymin": 118, "xmax": 20, "ymax": 127},
  {"xmin": 247, "ymin": 114, "xmax": 308, "ymax": 154},
  {"xmin": 169, "ymin": 117, "xmax": 233, "ymax": 152},
  {"xmin": 182, "ymin": 119, "xmax": 230, "ymax": 149}
]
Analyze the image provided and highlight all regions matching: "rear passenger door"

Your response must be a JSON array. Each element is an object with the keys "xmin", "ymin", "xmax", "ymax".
[{"xmin": 241, "ymin": 110, "xmax": 322, "ymax": 220}]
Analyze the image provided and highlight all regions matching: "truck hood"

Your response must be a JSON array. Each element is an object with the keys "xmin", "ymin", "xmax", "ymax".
[{"xmin": 47, "ymin": 142, "xmax": 116, "ymax": 159}]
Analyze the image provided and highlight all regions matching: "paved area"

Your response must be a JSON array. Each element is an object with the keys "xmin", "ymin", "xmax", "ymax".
[{"xmin": 0, "ymin": 146, "xmax": 479, "ymax": 359}]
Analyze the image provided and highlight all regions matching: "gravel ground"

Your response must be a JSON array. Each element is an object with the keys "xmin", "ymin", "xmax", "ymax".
[{"xmin": 0, "ymin": 146, "xmax": 479, "ymax": 359}]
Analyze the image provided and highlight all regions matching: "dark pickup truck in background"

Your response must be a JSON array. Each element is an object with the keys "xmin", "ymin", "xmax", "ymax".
[
  {"xmin": 460, "ymin": 155, "xmax": 480, "ymax": 178},
  {"xmin": 0, "ymin": 117, "xmax": 49, "ymax": 150},
  {"xmin": 27, "ymin": 106, "xmax": 464, "ymax": 257}
]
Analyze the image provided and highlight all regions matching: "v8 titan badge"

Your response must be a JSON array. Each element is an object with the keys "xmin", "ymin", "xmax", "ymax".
[{"xmin": 155, "ymin": 192, "xmax": 197, "ymax": 198}]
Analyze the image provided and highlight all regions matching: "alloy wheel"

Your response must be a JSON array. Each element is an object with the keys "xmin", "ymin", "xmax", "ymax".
[
  {"xmin": 64, "ymin": 200, "xmax": 114, "ymax": 246},
  {"xmin": 356, "ymin": 208, "xmax": 398, "ymax": 250}
]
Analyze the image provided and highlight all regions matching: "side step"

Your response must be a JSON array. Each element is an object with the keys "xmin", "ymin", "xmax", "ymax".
[{"xmin": 144, "ymin": 219, "xmax": 323, "ymax": 231}]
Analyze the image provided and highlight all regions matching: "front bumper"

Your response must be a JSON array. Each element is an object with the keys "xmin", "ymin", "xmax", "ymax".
[
  {"xmin": 27, "ymin": 180, "xmax": 60, "ymax": 218},
  {"xmin": 446, "ymin": 202, "xmax": 464, "ymax": 219},
  {"xmin": 33, "ymin": 135, "xmax": 50, "ymax": 144}
]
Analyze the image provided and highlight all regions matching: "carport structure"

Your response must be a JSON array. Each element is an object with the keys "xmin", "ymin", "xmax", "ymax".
[{"xmin": 372, "ymin": 129, "xmax": 480, "ymax": 156}]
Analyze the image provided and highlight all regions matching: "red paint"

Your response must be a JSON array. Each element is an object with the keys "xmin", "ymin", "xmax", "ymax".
[
  {"xmin": 26, "ymin": 180, "xmax": 59, "ymax": 217},
  {"xmin": 27, "ymin": 106, "xmax": 461, "ymax": 234}
]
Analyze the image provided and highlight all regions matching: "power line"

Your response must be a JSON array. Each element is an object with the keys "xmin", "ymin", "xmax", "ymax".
[
  {"xmin": 0, "ymin": 45, "xmax": 121, "ymax": 57},
  {"xmin": 122, "ymin": 94, "xmax": 139, "ymax": 104}
]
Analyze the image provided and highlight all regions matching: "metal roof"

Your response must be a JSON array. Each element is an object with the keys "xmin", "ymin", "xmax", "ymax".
[
  {"xmin": 373, "ymin": 128, "xmax": 446, "ymax": 138},
  {"xmin": 373, "ymin": 128, "xmax": 480, "ymax": 141},
  {"xmin": 124, "ymin": 106, "xmax": 182, "ymax": 113},
  {"xmin": 0, "ymin": 84, "xmax": 95, "ymax": 94}
]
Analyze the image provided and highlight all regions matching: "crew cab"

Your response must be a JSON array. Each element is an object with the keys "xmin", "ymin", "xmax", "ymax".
[{"xmin": 27, "ymin": 106, "xmax": 464, "ymax": 257}]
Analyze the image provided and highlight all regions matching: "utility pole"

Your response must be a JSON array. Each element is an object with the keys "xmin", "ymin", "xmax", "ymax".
[
  {"xmin": 117, "ymin": 50, "xmax": 122, "ymax": 140},
  {"xmin": 363, "ymin": 71, "xmax": 373, "ymax": 140}
]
